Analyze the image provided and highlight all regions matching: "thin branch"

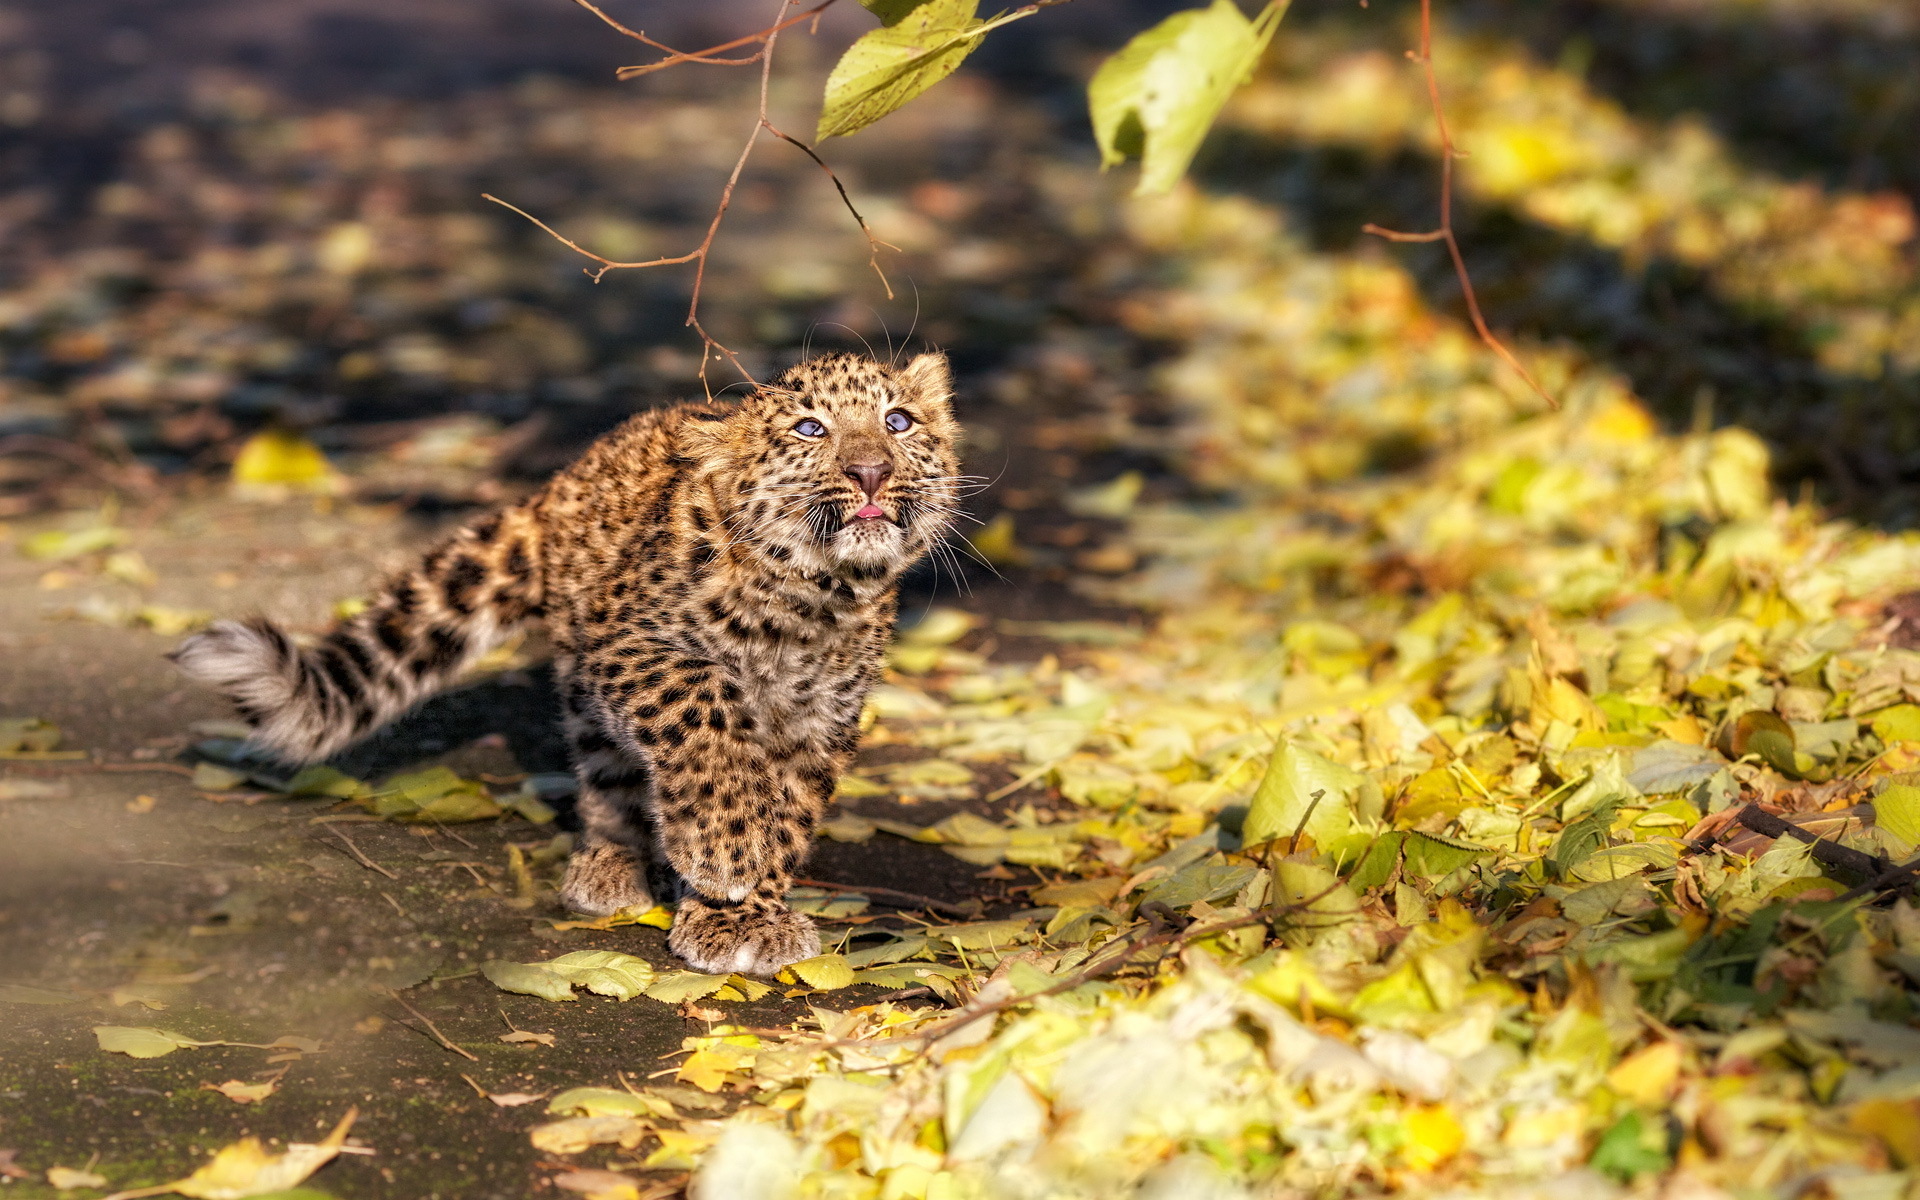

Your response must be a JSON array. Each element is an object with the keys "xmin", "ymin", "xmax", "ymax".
[
  {"xmin": 1731, "ymin": 803, "xmax": 1886, "ymax": 885},
  {"xmin": 325, "ymin": 824, "xmax": 398, "ymax": 881},
  {"xmin": 764, "ymin": 124, "xmax": 899, "ymax": 299},
  {"xmin": 479, "ymin": 194, "xmax": 698, "ymax": 280},
  {"xmin": 497, "ymin": 0, "xmax": 1080, "ymax": 384},
  {"xmin": 611, "ymin": 0, "xmax": 840, "ymax": 80},
  {"xmin": 1361, "ymin": 0, "xmax": 1555, "ymax": 409},
  {"xmin": 385, "ymin": 987, "xmax": 480, "ymax": 1062},
  {"xmin": 793, "ymin": 877, "xmax": 973, "ymax": 918}
]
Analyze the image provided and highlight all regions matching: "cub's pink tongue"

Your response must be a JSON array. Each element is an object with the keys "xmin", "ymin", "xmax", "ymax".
[{"xmin": 855, "ymin": 503, "xmax": 885, "ymax": 520}]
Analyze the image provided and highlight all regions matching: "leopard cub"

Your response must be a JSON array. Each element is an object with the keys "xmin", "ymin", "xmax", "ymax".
[{"xmin": 173, "ymin": 352, "xmax": 962, "ymax": 974}]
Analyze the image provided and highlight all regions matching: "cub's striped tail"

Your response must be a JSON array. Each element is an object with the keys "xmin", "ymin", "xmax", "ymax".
[{"xmin": 171, "ymin": 505, "xmax": 544, "ymax": 764}]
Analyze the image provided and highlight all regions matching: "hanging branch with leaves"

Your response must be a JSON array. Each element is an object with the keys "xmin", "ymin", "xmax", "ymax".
[{"xmin": 487, "ymin": 0, "xmax": 1551, "ymax": 404}]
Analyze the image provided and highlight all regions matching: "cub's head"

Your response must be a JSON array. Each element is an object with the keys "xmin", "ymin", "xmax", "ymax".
[{"xmin": 685, "ymin": 351, "xmax": 962, "ymax": 579}]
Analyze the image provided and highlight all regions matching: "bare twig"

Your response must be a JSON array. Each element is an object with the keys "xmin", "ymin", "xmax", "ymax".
[
  {"xmin": 488, "ymin": 0, "xmax": 811, "ymax": 387},
  {"xmin": 1731, "ymin": 803, "xmax": 1886, "ymax": 885},
  {"xmin": 325, "ymin": 824, "xmax": 399, "ymax": 880},
  {"xmin": 0, "ymin": 433, "xmax": 157, "ymax": 497},
  {"xmin": 775, "ymin": 865, "xmax": 1368, "ymax": 1055},
  {"xmin": 794, "ymin": 877, "xmax": 974, "ymax": 918},
  {"xmin": 763, "ymin": 124, "xmax": 899, "ymax": 298},
  {"xmin": 496, "ymin": 0, "xmax": 1076, "ymax": 388},
  {"xmin": 1361, "ymin": 0, "xmax": 1555, "ymax": 409},
  {"xmin": 385, "ymin": 987, "xmax": 480, "ymax": 1062},
  {"xmin": 607, "ymin": 0, "xmax": 840, "ymax": 79}
]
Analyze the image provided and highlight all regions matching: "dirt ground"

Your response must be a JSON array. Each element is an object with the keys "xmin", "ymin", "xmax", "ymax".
[{"xmin": 0, "ymin": 491, "xmax": 1103, "ymax": 1198}]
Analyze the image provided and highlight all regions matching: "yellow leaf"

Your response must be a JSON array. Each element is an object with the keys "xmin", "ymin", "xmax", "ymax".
[
  {"xmin": 21, "ymin": 525, "xmax": 123, "ymax": 562},
  {"xmin": 1401, "ymin": 1104, "xmax": 1465, "ymax": 1170},
  {"xmin": 787, "ymin": 953, "xmax": 855, "ymax": 991},
  {"xmin": 967, "ymin": 513, "xmax": 1028, "ymax": 567},
  {"xmin": 153, "ymin": 1107, "xmax": 356, "ymax": 1199},
  {"xmin": 1606, "ymin": 1040, "xmax": 1682, "ymax": 1106},
  {"xmin": 899, "ymin": 607, "xmax": 978, "ymax": 646},
  {"xmin": 1504, "ymin": 1103, "xmax": 1586, "ymax": 1148},
  {"xmin": 1853, "ymin": 1098, "xmax": 1920, "ymax": 1168},
  {"xmin": 642, "ymin": 1126, "xmax": 716, "ymax": 1171},
  {"xmin": 230, "ymin": 430, "xmax": 341, "ymax": 497},
  {"xmin": 677, "ymin": 1048, "xmax": 741, "ymax": 1093}
]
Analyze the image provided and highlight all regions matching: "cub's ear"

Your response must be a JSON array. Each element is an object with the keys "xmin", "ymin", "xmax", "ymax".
[
  {"xmin": 897, "ymin": 352, "xmax": 952, "ymax": 407},
  {"xmin": 677, "ymin": 407, "xmax": 737, "ymax": 459}
]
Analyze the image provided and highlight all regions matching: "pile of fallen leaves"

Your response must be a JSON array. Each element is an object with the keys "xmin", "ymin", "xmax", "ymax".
[{"xmin": 453, "ymin": 172, "xmax": 1920, "ymax": 1197}]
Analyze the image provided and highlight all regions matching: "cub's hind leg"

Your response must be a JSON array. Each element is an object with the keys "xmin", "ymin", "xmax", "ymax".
[{"xmin": 555, "ymin": 672, "xmax": 677, "ymax": 916}]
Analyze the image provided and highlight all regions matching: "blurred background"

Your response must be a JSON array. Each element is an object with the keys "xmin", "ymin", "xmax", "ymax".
[{"xmin": 1, "ymin": 0, "xmax": 1914, "ymax": 545}]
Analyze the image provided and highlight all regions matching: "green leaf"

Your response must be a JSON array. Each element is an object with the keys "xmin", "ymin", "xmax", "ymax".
[
  {"xmin": 1589, "ymin": 1111, "xmax": 1671, "ymax": 1181},
  {"xmin": 481, "ymin": 960, "xmax": 577, "ymax": 1003},
  {"xmin": 1088, "ymin": 0, "xmax": 1288, "ymax": 195},
  {"xmin": 643, "ymin": 971, "xmax": 731, "ymax": 1004},
  {"xmin": 861, "ymin": 0, "xmax": 931, "ymax": 20},
  {"xmin": 547, "ymin": 1086, "xmax": 670, "ymax": 1119},
  {"xmin": 544, "ymin": 950, "xmax": 655, "ymax": 1001},
  {"xmin": 1723, "ymin": 710, "xmax": 1799, "ymax": 776},
  {"xmin": 1548, "ymin": 796, "xmax": 1624, "ymax": 878},
  {"xmin": 1400, "ymin": 830, "xmax": 1489, "ymax": 879},
  {"xmin": 927, "ymin": 919, "xmax": 1033, "ymax": 951},
  {"xmin": 1341, "ymin": 832, "xmax": 1406, "ymax": 891},
  {"xmin": 844, "ymin": 934, "xmax": 930, "ymax": 968},
  {"xmin": 94, "ymin": 1025, "xmax": 215, "ymax": 1058},
  {"xmin": 1875, "ymin": 784, "xmax": 1920, "ymax": 847},
  {"xmin": 818, "ymin": 0, "xmax": 984, "ymax": 140},
  {"xmin": 1242, "ymin": 740, "xmax": 1378, "ymax": 848},
  {"xmin": 1137, "ymin": 860, "xmax": 1255, "ymax": 910},
  {"xmin": 281, "ymin": 765, "xmax": 365, "ymax": 799}
]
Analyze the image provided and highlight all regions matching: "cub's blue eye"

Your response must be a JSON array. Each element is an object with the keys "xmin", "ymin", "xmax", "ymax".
[
  {"xmin": 885, "ymin": 410, "xmax": 914, "ymax": 433},
  {"xmin": 793, "ymin": 418, "xmax": 827, "ymax": 438}
]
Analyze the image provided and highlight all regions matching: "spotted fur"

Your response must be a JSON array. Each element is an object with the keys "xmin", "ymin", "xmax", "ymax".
[{"xmin": 174, "ymin": 352, "xmax": 963, "ymax": 973}]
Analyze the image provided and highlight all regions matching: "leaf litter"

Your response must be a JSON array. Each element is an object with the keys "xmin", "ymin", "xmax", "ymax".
[{"xmin": 472, "ymin": 196, "xmax": 1920, "ymax": 1199}]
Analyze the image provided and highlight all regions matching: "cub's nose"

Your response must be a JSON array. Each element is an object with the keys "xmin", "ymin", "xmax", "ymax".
[{"xmin": 844, "ymin": 461, "xmax": 892, "ymax": 499}]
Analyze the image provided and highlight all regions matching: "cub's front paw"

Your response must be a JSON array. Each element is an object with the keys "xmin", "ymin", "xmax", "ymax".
[
  {"xmin": 558, "ymin": 842, "xmax": 654, "ymax": 916},
  {"xmin": 669, "ymin": 896, "xmax": 820, "ymax": 975}
]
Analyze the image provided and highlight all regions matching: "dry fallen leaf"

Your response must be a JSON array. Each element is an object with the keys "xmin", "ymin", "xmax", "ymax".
[
  {"xmin": 552, "ymin": 1168, "xmax": 648, "ymax": 1200},
  {"xmin": 100, "ymin": 1107, "xmax": 355, "ymax": 1200},
  {"xmin": 202, "ymin": 1079, "xmax": 278, "ymax": 1105},
  {"xmin": 48, "ymin": 1165, "xmax": 109, "ymax": 1190},
  {"xmin": 499, "ymin": 1029, "xmax": 555, "ymax": 1047}
]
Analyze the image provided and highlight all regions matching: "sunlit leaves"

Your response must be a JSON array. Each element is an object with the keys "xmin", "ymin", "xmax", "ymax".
[
  {"xmin": 818, "ymin": 0, "xmax": 985, "ymax": 140},
  {"xmin": 1242, "ymin": 739, "xmax": 1379, "ymax": 849},
  {"xmin": 103, "ymin": 1109, "xmax": 356, "ymax": 1199},
  {"xmin": 365, "ymin": 766, "xmax": 502, "ymax": 823},
  {"xmin": 484, "ymin": 952, "xmax": 656, "ymax": 1002},
  {"xmin": 481, "ymin": 960, "xmax": 577, "ymax": 1003},
  {"xmin": 1088, "ymin": 0, "xmax": 1287, "ymax": 195},
  {"xmin": 783, "ymin": 954, "xmax": 855, "ymax": 991}
]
